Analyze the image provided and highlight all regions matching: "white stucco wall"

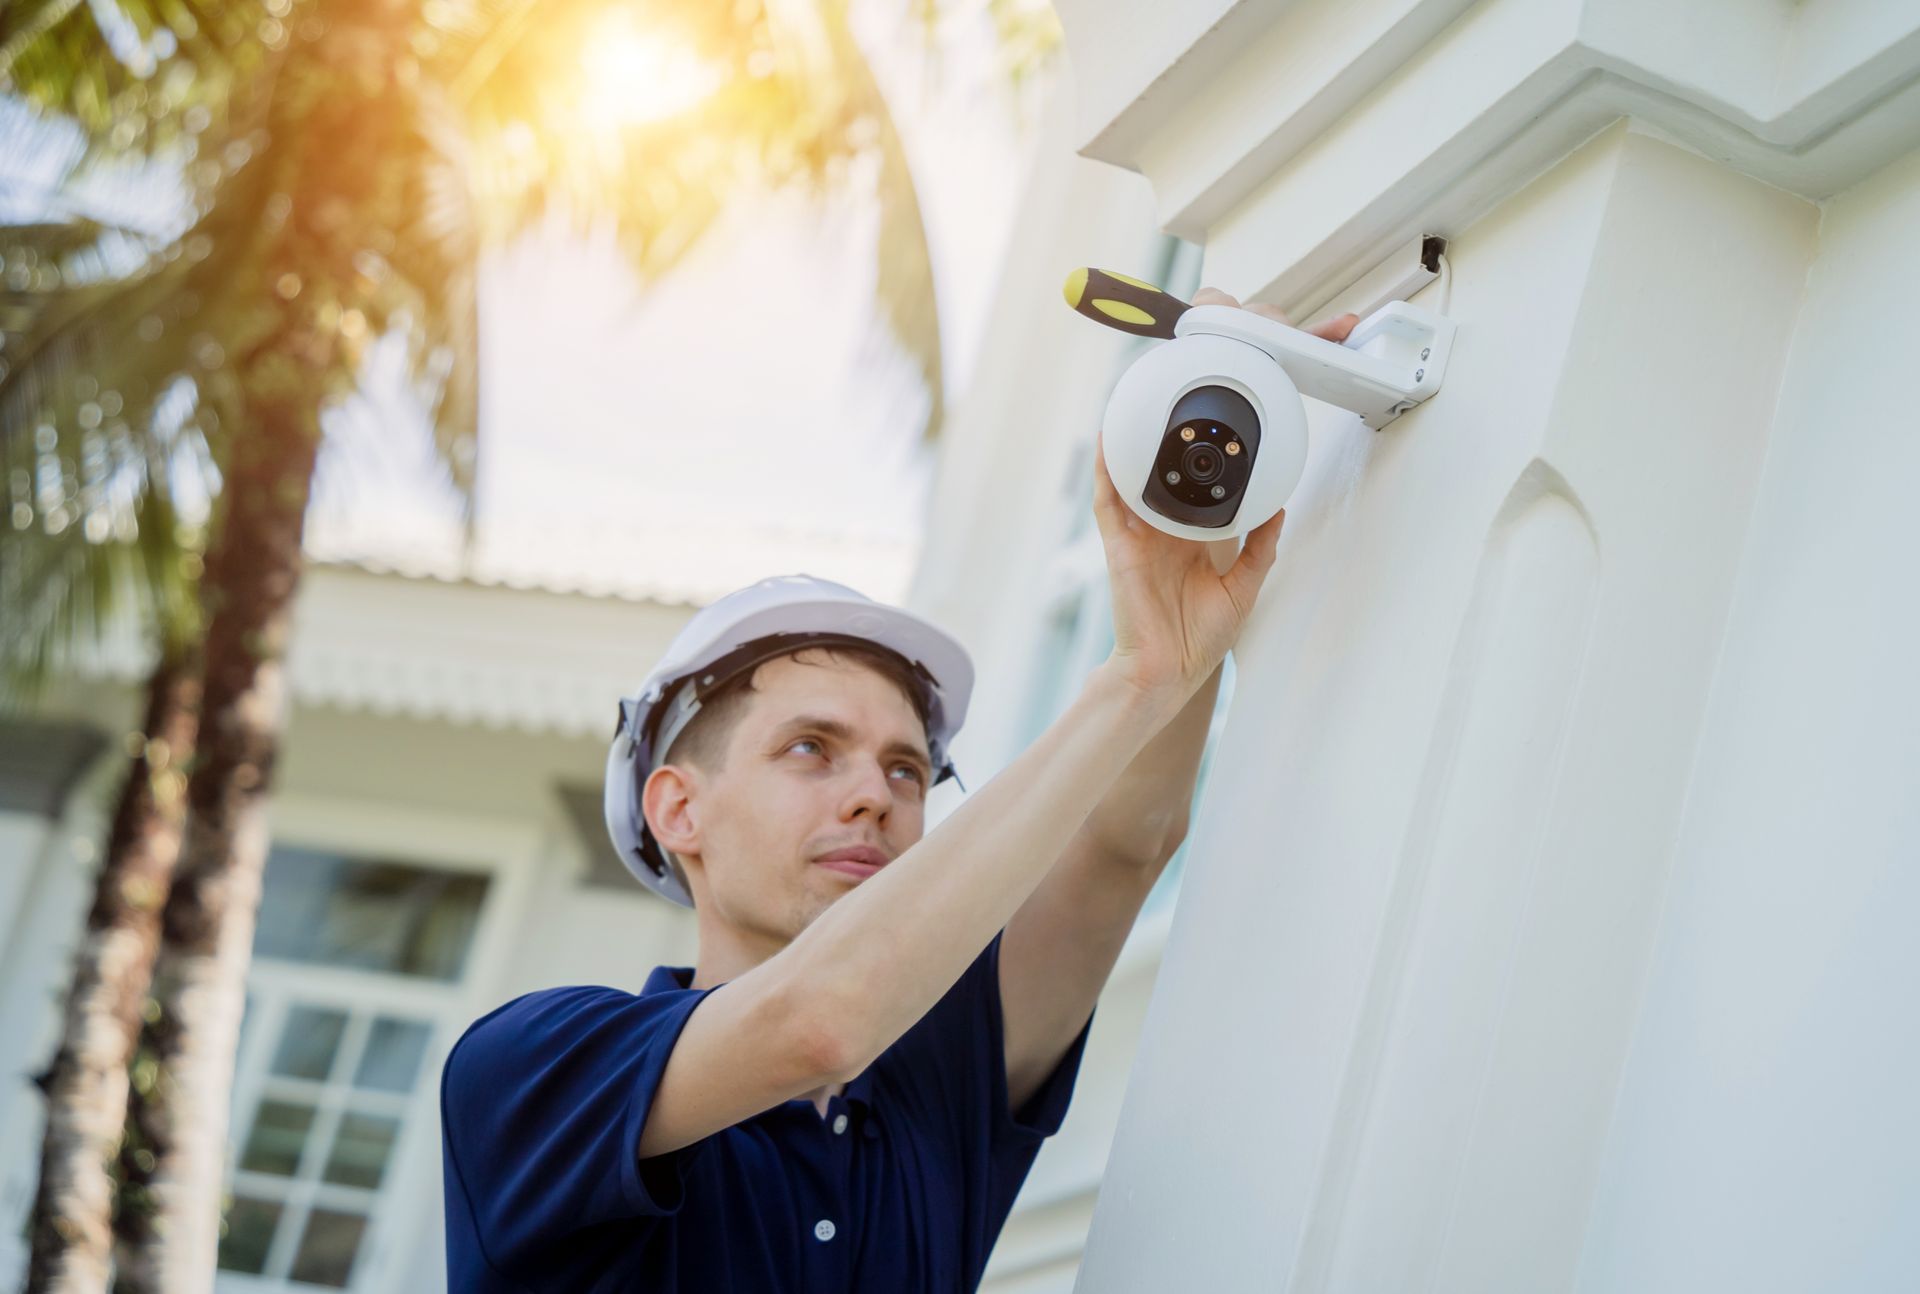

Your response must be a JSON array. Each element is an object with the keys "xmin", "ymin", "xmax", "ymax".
[
  {"xmin": 1575, "ymin": 137, "xmax": 1920, "ymax": 1294},
  {"xmin": 1074, "ymin": 117, "xmax": 1828, "ymax": 1293},
  {"xmin": 1043, "ymin": 0, "xmax": 1920, "ymax": 1288}
]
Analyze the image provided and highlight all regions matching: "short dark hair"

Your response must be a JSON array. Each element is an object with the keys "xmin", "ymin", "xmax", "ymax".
[{"xmin": 661, "ymin": 642, "xmax": 933, "ymax": 775}]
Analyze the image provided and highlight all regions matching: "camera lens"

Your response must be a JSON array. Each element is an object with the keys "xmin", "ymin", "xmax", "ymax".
[
  {"xmin": 1149, "ymin": 386, "xmax": 1259, "ymax": 528},
  {"xmin": 1182, "ymin": 441, "xmax": 1224, "ymax": 484}
]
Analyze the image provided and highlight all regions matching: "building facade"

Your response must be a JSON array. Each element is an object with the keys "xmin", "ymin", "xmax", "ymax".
[{"xmin": 1030, "ymin": 1, "xmax": 1920, "ymax": 1289}]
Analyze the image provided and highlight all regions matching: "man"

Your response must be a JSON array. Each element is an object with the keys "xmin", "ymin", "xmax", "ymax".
[{"xmin": 440, "ymin": 291, "xmax": 1357, "ymax": 1291}]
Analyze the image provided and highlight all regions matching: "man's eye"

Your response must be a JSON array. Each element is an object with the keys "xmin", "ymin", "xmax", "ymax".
[{"xmin": 784, "ymin": 740, "xmax": 921, "ymax": 785}]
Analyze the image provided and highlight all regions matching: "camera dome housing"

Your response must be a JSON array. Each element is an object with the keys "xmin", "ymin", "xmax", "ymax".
[{"xmin": 1100, "ymin": 331, "xmax": 1310, "ymax": 541}]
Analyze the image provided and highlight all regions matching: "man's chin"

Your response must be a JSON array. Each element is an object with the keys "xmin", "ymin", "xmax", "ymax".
[{"xmin": 787, "ymin": 891, "xmax": 841, "ymax": 937}]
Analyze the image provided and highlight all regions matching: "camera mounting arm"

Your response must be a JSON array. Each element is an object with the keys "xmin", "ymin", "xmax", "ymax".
[
  {"xmin": 1178, "ymin": 301, "xmax": 1455, "ymax": 431},
  {"xmin": 1063, "ymin": 267, "xmax": 1456, "ymax": 431},
  {"xmin": 1062, "ymin": 267, "xmax": 1461, "ymax": 549}
]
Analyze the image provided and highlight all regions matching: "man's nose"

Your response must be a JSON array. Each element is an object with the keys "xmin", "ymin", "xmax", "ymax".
[{"xmin": 841, "ymin": 761, "xmax": 894, "ymax": 820}]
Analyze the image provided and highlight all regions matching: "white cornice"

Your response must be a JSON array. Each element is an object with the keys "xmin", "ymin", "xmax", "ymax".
[
  {"xmin": 1056, "ymin": 0, "xmax": 1920, "ymax": 317},
  {"xmin": 56, "ymin": 523, "xmax": 915, "ymax": 739},
  {"xmin": 64, "ymin": 564, "xmax": 695, "ymax": 740},
  {"xmin": 301, "ymin": 517, "xmax": 917, "ymax": 609}
]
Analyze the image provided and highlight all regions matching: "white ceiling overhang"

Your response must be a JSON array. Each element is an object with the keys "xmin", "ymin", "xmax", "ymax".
[{"xmin": 1055, "ymin": 0, "xmax": 1920, "ymax": 318}]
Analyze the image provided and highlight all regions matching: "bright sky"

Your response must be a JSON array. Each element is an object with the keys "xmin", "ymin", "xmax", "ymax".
[{"xmin": 304, "ymin": 1, "xmax": 1052, "ymax": 606}]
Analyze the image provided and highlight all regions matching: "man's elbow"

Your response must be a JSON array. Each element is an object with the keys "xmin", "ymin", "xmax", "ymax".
[
  {"xmin": 789, "ymin": 1011, "xmax": 861, "ymax": 1085},
  {"xmin": 1097, "ymin": 816, "xmax": 1188, "ymax": 870},
  {"xmin": 776, "ymin": 977, "xmax": 873, "ymax": 1087}
]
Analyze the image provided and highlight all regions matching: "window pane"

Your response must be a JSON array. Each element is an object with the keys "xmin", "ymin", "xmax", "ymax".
[
  {"xmin": 322, "ymin": 1110, "xmax": 400, "ymax": 1189},
  {"xmin": 238, "ymin": 1099, "xmax": 316, "ymax": 1177},
  {"xmin": 270, "ymin": 1005, "xmax": 348, "ymax": 1080},
  {"xmin": 217, "ymin": 1194, "xmax": 283, "ymax": 1274},
  {"xmin": 253, "ymin": 845, "xmax": 490, "ymax": 980},
  {"xmin": 354, "ymin": 1017, "xmax": 431, "ymax": 1093},
  {"xmin": 289, "ymin": 1208, "xmax": 368, "ymax": 1287}
]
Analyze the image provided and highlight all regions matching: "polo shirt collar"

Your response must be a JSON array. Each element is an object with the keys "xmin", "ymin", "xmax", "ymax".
[{"xmin": 641, "ymin": 962, "xmax": 697, "ymax": 997}]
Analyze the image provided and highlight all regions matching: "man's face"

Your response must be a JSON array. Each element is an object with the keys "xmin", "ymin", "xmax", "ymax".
[{"xmin": 663, "ymin": 648, "xmax": 933, "ymax": 946}]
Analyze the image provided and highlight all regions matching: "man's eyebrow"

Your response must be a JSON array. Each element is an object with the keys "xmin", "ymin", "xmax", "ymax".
[{"xmin": 772, "ymin": 714, "xmax": 931, "ymax": 767}]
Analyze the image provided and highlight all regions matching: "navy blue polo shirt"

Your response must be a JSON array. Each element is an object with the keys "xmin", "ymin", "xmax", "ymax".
[{"xmin": 440, "ymin": 928, "xmax": 1093, "ymax": 1292}]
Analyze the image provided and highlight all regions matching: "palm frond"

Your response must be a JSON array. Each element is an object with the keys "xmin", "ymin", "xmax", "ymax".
[
  {"xmin": 0, "ymin": 159, "xmax": 265, "ymax": 693},
  {"xmin": 445, "ymin": 0, "xmax": 949, "ymax": 441},
  {"xmin": 1, "ymin": 229, "xmax": 204, "ymax": 472},
  {"xmin": 0, "ymin": 422, "xmax": 200, "ymax": 701},
  {"xmin": 384, "ymin": 80, "xmax": 482, "ymax": 514},
  {"xmin": 0, "ymin": 502, "xmax": 126, "ymax": 698},
  {"xmin": 1, "ymin": 0, "xmax": 282, "ymax": 195},
  {"xmin": 809, "ymin": 0, "xmax": 944, "ymax": 442},
  {"xmin": 871, "ymin": 116, "xmax": 944, "ymax": 443}
]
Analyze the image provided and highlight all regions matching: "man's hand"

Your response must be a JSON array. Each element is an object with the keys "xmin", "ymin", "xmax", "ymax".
[{"xmin": 1091, "ymin": 288, "xmax": 1358, "ymax": 708}]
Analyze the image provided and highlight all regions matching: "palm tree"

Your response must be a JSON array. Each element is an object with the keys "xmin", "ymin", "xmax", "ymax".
[
  {"xmin": 2, "ymin": 0, "xmax": 1059, "ymax": 1288},
  {"xmin": 5, "ymin": 2, "xmax": 471, "ymax": 1283},
  {"xmin": 1, "ymin": 57, "xmax": 233, "ymax": 1294}
]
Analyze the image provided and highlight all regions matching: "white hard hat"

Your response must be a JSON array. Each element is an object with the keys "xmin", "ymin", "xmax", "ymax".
[{"xmin": 604, "ymin": 573, "xmax": 974, "ymax": 906}]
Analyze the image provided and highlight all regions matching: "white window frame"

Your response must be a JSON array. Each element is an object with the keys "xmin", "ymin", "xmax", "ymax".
[{"xmin": 214, "ymin": 793, "xmax": 537, "ymax": 1293}]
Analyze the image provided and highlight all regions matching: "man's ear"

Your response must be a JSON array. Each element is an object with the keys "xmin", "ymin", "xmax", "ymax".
[{"xmin": 641, "ymin": 763, "xmax": 701, "ymax": 858}]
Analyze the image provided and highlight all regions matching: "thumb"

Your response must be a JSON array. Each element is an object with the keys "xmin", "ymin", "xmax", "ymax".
[{"xmin": 1221, "ymin": 507, "xmax": 1285, "ymax": 615}]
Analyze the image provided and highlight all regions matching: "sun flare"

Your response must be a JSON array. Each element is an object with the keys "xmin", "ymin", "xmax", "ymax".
[{"xmin": 578, "ymin": 11, "xmax": 724, "ymax": 129}]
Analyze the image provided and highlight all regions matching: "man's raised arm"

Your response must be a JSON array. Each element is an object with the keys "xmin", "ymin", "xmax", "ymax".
[
  {"xmin": 998, "ymin": 661, "xmax": 1225, "ymax": 1113},
  {"xmin": 643, "ymin": 403, "xmax": 1291, "ymax": 1161},
  {"xmin": 636, "ymin": 654, "xmax": 1191, "ymax": 1159}
]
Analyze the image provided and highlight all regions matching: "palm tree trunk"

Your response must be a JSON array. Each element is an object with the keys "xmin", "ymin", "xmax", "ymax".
[
  {"xmin": 23, "ymin": 649, "xmax": 201, "ymax": 1294},
  {"xmin": 112, "ymin": 388, "xmax": 320, "ymax": 1294}
]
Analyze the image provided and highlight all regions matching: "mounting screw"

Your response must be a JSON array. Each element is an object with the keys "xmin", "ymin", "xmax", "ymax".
[
  {"xmin": 1420, "ymin": 347, "xmax": 1431, "ymax": 360},
  {"xmin": 1415, "ymin": 368, "xmax": 1425, "ymax": 381}
]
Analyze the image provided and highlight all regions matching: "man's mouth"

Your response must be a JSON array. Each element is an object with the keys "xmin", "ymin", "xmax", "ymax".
[{"xmin": 814, "ymin": 845, "xmax": 889, "ymax": 879}]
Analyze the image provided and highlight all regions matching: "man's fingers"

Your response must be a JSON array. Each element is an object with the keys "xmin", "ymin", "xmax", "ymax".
[
  {"xmin": 1310, "ymin": 312, "xmax": 1360, "ymax": 342},
  {"xmin": 1190, "ymin": 287, "xmax": 1359, "ymax": 345},
  {"xmin": 1222, "ymin": 296, "xmax": 1361, "ymax": 345},
  {"xmin": 1219, "ymin": 298, "xmax": 1361, "ymax": 345}
]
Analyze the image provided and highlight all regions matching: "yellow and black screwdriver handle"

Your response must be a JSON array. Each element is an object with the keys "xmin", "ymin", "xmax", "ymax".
[{"xmin": 1061, "ymin": 267, "xmax": 1192, "ymax": 340}]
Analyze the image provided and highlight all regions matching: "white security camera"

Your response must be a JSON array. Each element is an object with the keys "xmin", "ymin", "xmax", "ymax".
[{"xmin": 1065, "ymin": 268, "xmax": 1457, "ymax": 542}]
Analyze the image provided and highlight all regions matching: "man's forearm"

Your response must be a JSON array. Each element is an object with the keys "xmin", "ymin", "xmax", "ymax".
[
  {"xmin": 1079, "ymin": 661, "xmax": 1222, "ymax": 866},
  {"xmin": 777, "ymin": 662, "xmax": 1187, "ymax": 1073}
]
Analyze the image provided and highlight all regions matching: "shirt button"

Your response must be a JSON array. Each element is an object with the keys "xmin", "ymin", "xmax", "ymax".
[
  {"xmin": 832, "ymin": 1114, "xmax": 849, "ymax": 1135},
  {"xmin": 814, "ymin": 1219, "xmax": 837, "ymax": 1242}
]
